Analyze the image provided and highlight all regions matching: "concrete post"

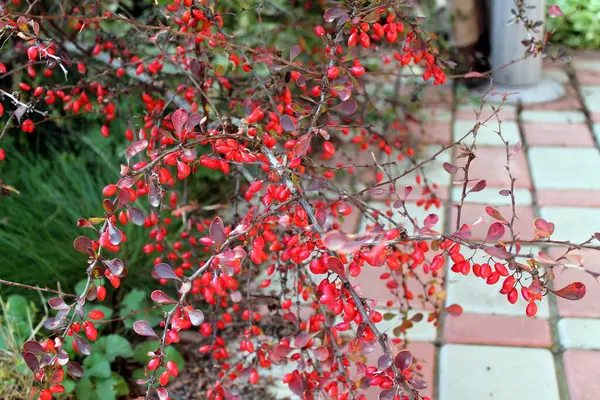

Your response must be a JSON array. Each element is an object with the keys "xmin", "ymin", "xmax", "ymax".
[{"xmin": 482, "ymin": 0, "xmax": 565, "ymax": 104}]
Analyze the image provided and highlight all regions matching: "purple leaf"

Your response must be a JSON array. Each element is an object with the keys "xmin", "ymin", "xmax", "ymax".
[
  {"xmin": 484, "ymin": 245, "xmax": 512, "ymax": 259},
  {"xmin": 379, "ymin": 389, "xmax": 395, "ymax": 400},
  {"xmin": 67, "ymin": 361, "xmax": 84, "ymax": 378},
  {"xmin": 409, "ymin": 378, "xmax": 428, "ymax": 390},
  {"xmin": 151, "ymin": 290, "xmax": 177, "ymax": 304},
  {"xmin": 154, "ymin": 263, "xmax": 181, "ymax": 281},
  {"xmin": 280, "ymin": 115, "xmax": 296, "ymax": 132},
  {"xmin": 394, "ymin": 349, "xmax": 413, "ymax": 372},
  {"xmin": 443, "ymin": 162, "xmax": 460, "ymax": 174},
  {"xmin": 73, "ymin": 236, "xmax": 93, "ymax": 254},
  {"xmin": 133, "ymin": 320, "xmax": 158, "ymax": 337},
  {"xmin": 126, "ymin": 205, "xmax": 145, "ymax": 226},
  {"xmin": 294, "ymin": 332, "xmax": 310, "ymax": 348},
  {"xmin": 74, "ymin": 334, "xmax": 91, "ymax": 355},
  {"xmin": 48, "ymin": 297, "xmax": 68, "ymax": 310},
  {"xmin": 184, "ymin": 113, "xmax": 202, "ymax": 132},
  {"xmin": 23, "ymin": 340, "xmax": 44, "ymax": 355},
  {"xmin": 323, "ymin": 7, "xmax": 347, "ymax": 23},
  {"xmin": 108, "ymin": 224, "xmax": 123, "ymax": 245},
  {"xmin": 288, "ymin": 372, "xmax": 305, "ymax": 397},
  {"xmin": 117, "ymin": 188, "xmax": 131, "ymax": 207},
  {"xmin": 188, "ymin": 309, "xmax": 204, "ymax": 326},
  {"xmin": 22, "ymin": 352, "xmax": 39, "ymax": 373},
  {"xmin": 209, "ymin": 216, "xmax": 226, "ymax": 249},
  {"xmin": 290, "ymin": 45, "xmax": 301, "ymax": 61},
  {"xmin": 125, "ymin": 140, "xmax": 148, "ymax": 162},
  {"xmin": 335, "ymin": 99, "xmax": 357, "ymax": 115},
  {"xmin": 510, "ymin": 141, "xmax": 522, "ymax": 156},
  {"xmin": 485, "ymin": 222, "xmax": 505, "ymax": 242},
  {"xmin": 378, "ymin": 353, "xmax": 392, "ymax": 370},
  {"xmin": 156, "ymin": 388, "xmax": 169, "ymax": 400},
  {"xmin": 403, "ymin": 186, "xmax": 413, "ymax": 200},
  {"xmin": 469, "ymin": 180, "xmax": 487, "ymax": 193},
  {"xmin": 103, "ymin": 258, "xmax": 124, "ymax": 276},
  {"xmin": 172, "ymin": 109, "xmax": 188, "ymax": 134},
  {"xmin": 57, "ymin": 349, "xmax": 69, "ymax": 365},
  {"xmin": 148, "ymin": 180, "xmax": 162, "ymax": 207},
  {"xmin": 499, "ymin": 189, "xmax": 511, "ymax": 196},
  {"xmin": 295, "ymin": 133, "xmax": 312, "ymax": 156},
  {"xmin": 117, "ymin": 175, "xmax": 139, "ymax": 189}
]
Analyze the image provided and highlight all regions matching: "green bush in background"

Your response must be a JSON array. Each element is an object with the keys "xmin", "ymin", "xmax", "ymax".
[{"xmin": 549, "ymin": 0, "xmax": 600, "ymax": 48}]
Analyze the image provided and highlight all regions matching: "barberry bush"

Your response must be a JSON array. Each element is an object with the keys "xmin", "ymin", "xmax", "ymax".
[{"xmin": 0, "ymin": 1, "xmax": 591, "ymax": 399}]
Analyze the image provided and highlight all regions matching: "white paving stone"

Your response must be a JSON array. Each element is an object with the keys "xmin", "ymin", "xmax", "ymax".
[
  {"xmin": 453, "ymin": 120, "xmax": 520, "ymax": 146},
  {"xmin": 543, "ymin": 68, "xmax": 570, "ymax": 85},
  {"xmin": 387, "ymin": 144, "xmax": 453, "ymax": 187},
  {"xmin": 520, "ymin": 110, "xmax": 586, "ymax": 124},
  {"xmin": 359, "ymin": 201, "xmax": 446, "ymax": 234},
  {"xmin": 573, "ymin": 59, "xmax": 600, "ymax": 71},
  {"xmin": 445, "ymin": 247, "xmax": 550, "ymax": 318},
  {"xmin": 593, "ymin": 124, "xmax": 600, "ymax": 143},
  {"xmin": 540, "ymin": 207, "xmax": 600, "ymax": 242},
  {"xmin": 581, "ymin": 86, "xmax": 600, "ymax": 112},
  {"xmin": 439, "ymin": 344, "xmax": 560, "ymax": 400},
  {"xmin": 374, "ymin": 308, "xmax": 437, "ymax": 342},
  {"xmin": 558, "ymin": 318, "xmax": 600, "ymax": 350},
  {"xmin": 420, "ymin": 107, "xmax": 452, "ymax": 121},
  {"xmin": 529, "ymin": 147, "xmax": 600, "ymax": 189},
  {"xmin": 451, "ymin": 186, "xmax": 532, "ymax": 205}
]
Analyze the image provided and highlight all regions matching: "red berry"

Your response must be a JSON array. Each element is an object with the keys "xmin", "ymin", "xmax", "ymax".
[
  {"xmin": 147, "ymin": 357, "xmax": 160, "ymax": 371},
  {"xmin": 88, "ymin": 310, "xmax": 105, "ymax": 320},
  {"xmin": 27, "ymin": 46, "xmax": 39, "ymax": 60},
  {"xmin": 327, "ymin": 66, "xmax": 340, "ymax": 80},
  {"xmin": 159, "ymin": 371, "xmax": 170, "ymax": 386},
  {"xmin": 166, "ymin": 360, "xmax": 179, "ymax": 377},
  {"xmin": 526, "ymin": 302, "xmax": 537, "ymax": 317},
  {"xmin": 314, "ymin": 26, "xmax": 326, "ymax": 37}
]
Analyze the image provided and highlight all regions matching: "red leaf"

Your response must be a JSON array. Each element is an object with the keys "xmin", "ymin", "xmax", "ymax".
[
  {"xmin": 151, "ymin": 290, "xmax": 177, "ymax": 304},
  {"xmin": 133, "ymin": 320, "xmax": 158, "ymax": 337},
  {"xmin": 464, "ymin": 71, "xmax": 486, "ymax": 78},
  {"xmin": 485, "ymin": 206, "xmax": 506, "ymax": 222},
  {"xmin": 446, "ymin": 304, "xmax": 463, "ymax": 317},
  {"xmin": 548, "ymin": 5, "xmax": 564, "ymax": 18},
  {"xmin": 550, "ymin": 282, "xmax": 586, "ymax": 300},
  {"xmin": 171, "ymin": 109, "xmax": 188, "ymax": 134},
  {"xmin": 323, "ymin": 7, "xmax": 347, "ymax": 23},
  {"xmin": 327, "ymin": 256, "xmax": 346, "ymax": 277},
  {"xmin": 154, "ymin": 263, "xmax": 181, "ymax": 281},
  {"xmin": 484, "ymin": 245, "xmax": 512, "ymax": 259},
  {"xmin": 485, "ymin": 222, "xmax": 505, "ymax": 242},
  {"xmin": 335, "ymin": 99, "xmax": 357, "ymax": 115},
  {"xmin": 209, "ymin": 216, "xmax": 226, "ymax": 249},
  {"xmin": 443, "ymin": 162, "xmax": 460, "ymax": 174},
  {"xmin": 73, "ymin": 236, "xmax": 94, "ymax": 255},
  {"xmin": 469, "ymin": 180, "xmax": 487, "ymax": 193},
  {"xmin": 393, "ymin": 350, "xmax": 412, "ymax": 372},
  {"xmin": 533, "ymin": 218, "xmax": 555, "ymax": 239},
  {"xmin": 294, "ymin": 332, "xmax": 310, "ymax": 348},
  {"xmin": 424, "ymin": 213, "xmax": 439, "ymax": 228},
  {"xmin": 294, "ymin": 134, "xmax": 311, "ymax": 157},
  {"xmin": 125, "ymin": 140, "xmax": 148, "ymax": 161}
]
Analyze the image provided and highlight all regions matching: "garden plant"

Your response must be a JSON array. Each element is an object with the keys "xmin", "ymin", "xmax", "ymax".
[{"xmin": 0, "ymin": 1, "xmax": 593, "ymax": 399}]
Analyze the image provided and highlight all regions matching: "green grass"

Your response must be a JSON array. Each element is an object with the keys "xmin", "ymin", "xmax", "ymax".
[{"xmin": 0, "ymin": 136, "xmax": 151, "ymax": 296}]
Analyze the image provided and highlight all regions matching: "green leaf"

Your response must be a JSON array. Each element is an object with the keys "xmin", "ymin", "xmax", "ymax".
[
  {"xmin": 84, "ymin": 304, "xmax": 114, "ymax": 332},
  {"xmin": 83, "ymin": 353, "xmax": 111, "ymax": 379},
  {"xmin": 96, "ymin": 377, "xmax": 117, "ymax": 400},
  {"xmin": 383, "ymin": 312, "xmax": 396, "ymax": 321},
  {"xmin": 134, "ymin": 341, "xmax": 185, "ymax": 370},
  {"xmin": 93, "ymin": 335, "xmax": 133, "ymax": 362},
  {"xmin": 111, "ymin": 372, "xmax": 130, "ymax": 397},
  {"xmin": 119, "ymin": 289, "xmax": 163, "ymax": 328},
  {"xmin": 76, "ymin": 377, "xmax": 95, "ymax": 400},
  {"xmin": 62, "ymin": 378, "xmax": 76, "ymax": 394}
]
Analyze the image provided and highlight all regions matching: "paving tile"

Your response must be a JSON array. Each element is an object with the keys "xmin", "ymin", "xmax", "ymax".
[
  {"xmin": 536, "ymin": 189, "xmax": 600, "ymax": 207},
  {"xmin": 445, "ymin": 246, "xmax": 549, "ymax": 318},
  {"xmin": 572, "ymin": 56, "xmax": 600, "ymax": 71},
  {"xmin": 580, "ymin": 86, "xmax": 600, "ymax": 112},
  {"xmin": 540, "ymin": 207, "xmax": 600, "ymax": 242},
  {"xmin": 520, "ymin": 110, "xmax": 586, "ymax": 124},
  {"xmin": 443, "ymin": 313, "xmax": 552, "ymax": 347},
  {"xmin": 542, "ymin": 68, "xmax": 570, "ymax": 85},
  {"xmin": 451, "ymin": 186, "xmax": 532, "ymax": 205},
  {"xmin": 419, "ymin": 108, "xmax": 453, "ymax": 121},
  {"xmin": 453, "ymin": 120, "xmax": 520, "ymax": 146},
  {"xmin": 389, "ymin": 145, "xmax": 453, "ymax": 188},
  {"xmin": 521, "ymin": 123, "xmax": 594, "ymax": 147},
  {"xmin": 576, "ymin": 69, "xmax": 600, "ymax": 85},
  {"xmin": 452, "ymin": 146, "xmax": 532, "ymax": 189},
  {"xmin": 548, "ymin": 248, "xmax": 600, "ymax": 318},
  {"xmin": 563, "ymin": 350, "xmax": 600, "ymax": 400},
  {"xmin": 529, "ymin": 147, "xmax": 600, "ymax": 189},
  {"xmin": 449, "ymin": 203, "xmax": 535, "ymax": 241},
  {"xmin": 374, "ymin": 308, "xmax": 437, "ymax": 342},
  {"xmin": 558, "ymin": 318, "xmax": 600, "ymax": 350},
  {"xmin": 408, "ymin": 120, "xmax": 453, "ymax": 144},
  {"xmin": 525, "ymin": 83, "xmax": 581, "ymax": 110},
  {"xmin": 592, "ymin": 124, "xmax": 600, "ymax": 142},
  {"xmin": 455, "ymin": 103, "xmax": 517, "ymax": 121},
  {"xmin": 438, "ymin": 344, "xmax": 560, "ymax": 400}
]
